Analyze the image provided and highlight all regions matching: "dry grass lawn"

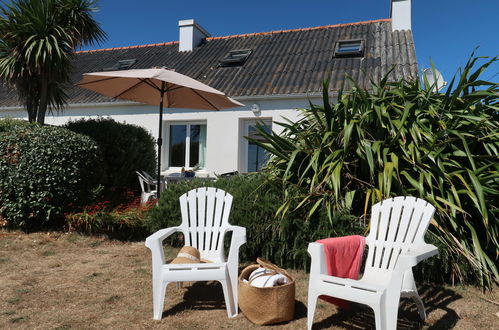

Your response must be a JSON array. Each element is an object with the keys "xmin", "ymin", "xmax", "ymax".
[{"xmin": 1, "ymin": 230, "xmax": 498, "ymax": 329}]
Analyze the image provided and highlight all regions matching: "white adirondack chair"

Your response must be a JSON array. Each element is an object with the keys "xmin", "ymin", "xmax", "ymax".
[
  {"xmin": 145, "ymin": 187, "xmax": 247, "ymax": 320},
  {"xmin": 136, "ymin": 171, "xmax": 157, "ymax": 204},
  {"xmin": 307, "ymin": 196, "xmax": 438, "ymax": 330},
  {"xmin": 142, "ymin": 171, "xmax": 167, "ymax": 191}
]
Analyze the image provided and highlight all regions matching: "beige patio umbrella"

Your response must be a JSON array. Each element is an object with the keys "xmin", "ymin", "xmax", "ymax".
[{"xmin": 77, "ymin": 68, "xmax": 244, "ymax": 198}]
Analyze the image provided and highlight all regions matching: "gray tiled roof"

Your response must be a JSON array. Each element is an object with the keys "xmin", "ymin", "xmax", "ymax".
[{"xmin": 0, "ymin": 19, "xmax": 418, "ymax": 107}]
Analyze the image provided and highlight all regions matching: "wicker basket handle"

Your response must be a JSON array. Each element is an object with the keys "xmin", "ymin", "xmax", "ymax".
[{"xmin": 256, "ymin": 258, "xmax": 292, "ymax": 280}]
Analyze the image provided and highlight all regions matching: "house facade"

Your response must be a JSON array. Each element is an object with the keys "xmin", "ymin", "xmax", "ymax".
[{"xmin": 0, "ymin": 0, "xmax": 418, "ymax": 177}]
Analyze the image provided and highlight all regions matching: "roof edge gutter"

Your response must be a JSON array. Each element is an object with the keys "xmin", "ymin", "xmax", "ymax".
[
  {"xmin": 1, "ymin": 92, "xmax": 350, "ymax": 111},
  {"xmin": 233, "ymin": 92, "xmax": 330, "ymax": 101},
  {"xmin": 0, "ymin": 101, "xmax": 138, "ymax": 111}
]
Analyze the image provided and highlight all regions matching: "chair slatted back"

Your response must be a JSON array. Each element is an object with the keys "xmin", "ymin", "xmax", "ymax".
[
  {"xmin": 365, "ymin": 197, "xmax": 435, "ymax": 272},
  {"xmin": 179, "ymin": 188, "xmax": 233, "ymax": 254},
  {"xmin": 136, "ymin": 171, "xmax": 150, "ymax": 193}
]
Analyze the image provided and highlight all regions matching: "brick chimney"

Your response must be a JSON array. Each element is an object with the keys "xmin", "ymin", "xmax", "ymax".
[
  {"xmin": 178, "ymin": 19, "xmax": 210, "ymax": 52},
  {"xmin": 390, "ymin": 0, "xmax": 412, "ymax": 31}
]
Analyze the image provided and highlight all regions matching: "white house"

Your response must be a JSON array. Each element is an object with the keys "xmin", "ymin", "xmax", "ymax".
[{"xmin": 0, "ymin": 0, "xmax": 417, "ymax": 177}]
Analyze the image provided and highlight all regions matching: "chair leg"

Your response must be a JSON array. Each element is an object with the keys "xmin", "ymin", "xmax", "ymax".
[
  {"xmin": 371, "ymin": 303, "xmax": 383, "ymax": 330},
  {"xmin": 410, "ymin": 292, "xmax": 426, "ymax": 320},
  {"xmin": 383, "ymin": 299, "xmax": 400, "ymax": 330},
  {"xmin": 307, "ymin": 291, "xmax": 319, "ymax": 330},
  {"xmin": 219, "ymin": 279, "xmax": 236, "ymax": 318},
  {"xmin": 402, "ymin": 270, "xmax": 426, "ymax": 320},
  {"xmin": 152, "ymin": 280, "xmax": 168, "ymax": 320},
  {"xmin": 228, "ymin": 266, "xmax": 239, "ymax": 316}
]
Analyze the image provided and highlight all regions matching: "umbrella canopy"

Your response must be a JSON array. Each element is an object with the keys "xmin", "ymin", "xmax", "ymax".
[
  {"xmin": 77, "ymin": 68, "xmax": 243, "ymax": 109},
  {"xmin": 77, "ymin": 68, "xmax": 244, "ymax": 198}
]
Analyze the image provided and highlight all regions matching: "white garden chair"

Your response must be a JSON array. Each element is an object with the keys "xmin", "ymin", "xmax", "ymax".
[
  {"xmin": 136, "ymin": 171, "xmax": 157, "ymax": 204},
  {"xmin": 145, "ymin": 187, "xmax": 246, "ymax": 320},
  {"xmin": 307, "ymin": 196, "xmax": 438, "ymax": 330},
  {"xmin": 143, "ymin": 171, "xmax": 167, "ymax": 192}
]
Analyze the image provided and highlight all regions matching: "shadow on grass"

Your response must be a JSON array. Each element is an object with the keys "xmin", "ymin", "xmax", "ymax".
[
  {"xmin": 312, "ymin": 284, "xmax": 462, "ymax": 329},
  {"xmin": 162, "ymin": 282, "xmax": 228, "ymax": 317},
  {"xmin": 161, "ymin": 281, "xmax": 308, "ymax": 322}
]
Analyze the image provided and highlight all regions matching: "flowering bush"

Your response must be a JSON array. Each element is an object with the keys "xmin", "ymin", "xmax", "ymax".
[{"xmin": 65, "ymin": 193, "xmax": 154, "ymax": 240}]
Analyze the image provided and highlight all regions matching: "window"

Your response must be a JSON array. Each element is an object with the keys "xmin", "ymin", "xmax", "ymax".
[
  {"xmin": 220, "ymin": 49, "xmax": 252, "ymax": 67},
  {"xmin": 103, "ymin": 59, "xmax": 137, "ymax": 71},
  {"xmin": 334, "ymin": 40, "xmax": 364, "ymax": 57},
  {"xmin": 242, "ymin": 120, "xmax": 271, "ymax": 172},
  {"xmin": 168, "ymin": 123, "xmax": 206, "ymax": 169}
]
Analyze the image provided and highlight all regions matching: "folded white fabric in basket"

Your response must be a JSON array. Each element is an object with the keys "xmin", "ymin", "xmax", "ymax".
[{"xmin": 243, "ymin": 267, "xmax": 289, "ymax": 288}]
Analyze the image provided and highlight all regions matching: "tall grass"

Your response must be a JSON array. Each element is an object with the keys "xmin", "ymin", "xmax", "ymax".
[{"xmin": 251, "ymin": 54, "xmax": 499, "ymax": 288}]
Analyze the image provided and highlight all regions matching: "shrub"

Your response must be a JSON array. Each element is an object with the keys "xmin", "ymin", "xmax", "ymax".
[
  {"xmin": 65, "ymin": 118, "xmax": 156, "ymax": 199},
  {"xmin": 145, "ymin": 174, "xmax": 363, "ymax": 269},
  {"xmin": 0, "ymin": 117, "xmax": 38, "ymax": 133},
  {"xmin": 0, "ymin": 125, "xmax": 104, "ymax": 228},
  {"xmin": 251, "ymin": 54, "xmax": 499, "ymax": 287},
  {"xmin": 65, "ymin": 194, "xmax": 153, "ymax": 240}
]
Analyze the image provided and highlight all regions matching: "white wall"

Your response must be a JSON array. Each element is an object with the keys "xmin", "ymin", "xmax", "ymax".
[{"xmin": 1, "ymin": 96, "xmax": 321, "ymax": 176}]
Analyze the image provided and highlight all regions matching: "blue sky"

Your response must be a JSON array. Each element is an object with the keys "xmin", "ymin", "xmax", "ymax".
[{"xmin": 87, "ymin": 0, "xmax": 498, "ymax": 84}]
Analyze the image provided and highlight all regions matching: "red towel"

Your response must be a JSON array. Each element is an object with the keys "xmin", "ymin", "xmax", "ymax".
[{"xmin": 316, "ymin": 235, "xmax": 366, "ymax": 308}]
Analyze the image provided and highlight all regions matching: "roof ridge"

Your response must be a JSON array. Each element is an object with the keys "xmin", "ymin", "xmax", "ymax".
[
  {"xmin": 207, "ymin": 18, "xmax": 390, "ymax": 40},
  {"xmin": 75, "ymin": 18, "xmax": 391, "ymax": 54},
  {"xmin": 75, "ymin": 41, "xmax": 179, "ymax": 54}
]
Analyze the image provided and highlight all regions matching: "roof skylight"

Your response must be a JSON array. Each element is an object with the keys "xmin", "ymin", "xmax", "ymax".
[
  {"xmin": 334, "ymin": 40, "xmax": 364, "ymax": 57},
  {"xmin": 103, "ymin": 59, "xmax": 137, "ymax": 71},
  {"xmin": 220, "ymin": 49, "xmax": 252, "ymax": 67}
]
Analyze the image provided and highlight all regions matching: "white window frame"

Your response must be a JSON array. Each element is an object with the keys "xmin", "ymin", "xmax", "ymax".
[
  {"xmin": 165, "ymin": 121, "xmax": 207, "ymax": 170},
  {"xmin": 240, "ymin": 119, "xmax": 272, "ymax": 173}
]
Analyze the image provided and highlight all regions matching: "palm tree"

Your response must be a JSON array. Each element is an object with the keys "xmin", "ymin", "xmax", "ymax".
[{"xmin": 0, "ymin": 0, "xmax": 106, "ymax": 124}]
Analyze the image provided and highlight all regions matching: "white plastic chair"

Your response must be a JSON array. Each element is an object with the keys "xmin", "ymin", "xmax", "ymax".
[
  {"xmin": 145, "ymin": 187, "xmax": 247, "ymax": 320},
  {"xmin": 307, "ymin": 196, "xmax": 438, "ymax": 330},
  {"xmin": 136, "ymin": 171, "xmax": 157, "ymax": 204},
  {"xmin": 143, "ymin": 171, "xmax": 167, "ymax": 191}
]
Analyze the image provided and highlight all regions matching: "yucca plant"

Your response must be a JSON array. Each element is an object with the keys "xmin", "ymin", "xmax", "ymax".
[{"xmin": 251, "ymin": 54, "xmax": 499, "ymax": 288}]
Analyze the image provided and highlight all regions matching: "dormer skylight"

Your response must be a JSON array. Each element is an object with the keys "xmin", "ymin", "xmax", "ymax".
[
  {"xmin": 103, "ymin": 59, "xmax": 137, "ymax": 71},
  {"xmin": 220, "ymin": 49, "xmax": 252, "ymax": 67},
  {"xmin": 334, "ymin": 40, "xmax": 364, "ymax": 57}
]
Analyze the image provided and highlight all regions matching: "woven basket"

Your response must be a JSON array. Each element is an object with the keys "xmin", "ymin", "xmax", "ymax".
[{"xmin": 238, "ymin": 258, "xmax": 295, "ymax": 325}]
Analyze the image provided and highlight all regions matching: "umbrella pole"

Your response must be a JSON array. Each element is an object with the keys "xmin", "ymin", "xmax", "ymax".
[{"xmin": 157, "ymin": 84, "xmax": 165, "ymax": 200}]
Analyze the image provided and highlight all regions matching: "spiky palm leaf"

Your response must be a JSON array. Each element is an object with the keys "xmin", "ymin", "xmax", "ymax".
[
  {"xmin": 251, "ymin": 54, "xmax": 499, "ymax": 288},
  {"xmin": 0, "ymin": 0, "xmax": 106, "ymax": 123}
]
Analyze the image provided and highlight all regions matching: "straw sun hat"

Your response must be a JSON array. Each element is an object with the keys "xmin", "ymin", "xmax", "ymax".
[{"xmin": 170, "ymin": 246, "xmax": 201, "ymax": 264}]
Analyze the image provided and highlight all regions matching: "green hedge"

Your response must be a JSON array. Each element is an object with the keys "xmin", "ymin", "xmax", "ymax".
[
  {"xmin": 71, "ymin": 172, "xmax": 451, "ymax": 283},
  {"xmin": 65, "ymin": 118, "xmax": 156, "ymax": 198},
  {"xmin": 0, "ymin": 117, "xmax": 38, "ymax": 133},
  {"xmin": 146, "ymin": 174, "xmax": 363, "ymax": 269},
  {"xmin": 0, "ymin": 125, "xmax": 104, "ymax": 228}
]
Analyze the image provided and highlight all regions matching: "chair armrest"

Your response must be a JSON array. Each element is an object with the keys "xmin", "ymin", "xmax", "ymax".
[
  {"xmin": 145, "ymin": 227, "xmax": 181, "ymax": 265},
  {"xmin": 307, "ymin": 242, "xmax": 328, "ymax": 276},
  {"xmin": 397, "ymin": 244, "xmax": 439, "ymax": 270},
  {"xmin": 226, "ymin": 225, "xmax": 246, "ymax": 266}
]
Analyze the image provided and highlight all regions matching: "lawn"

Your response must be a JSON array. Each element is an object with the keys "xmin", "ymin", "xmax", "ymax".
[{"xmin": 1, "ymin": 230, "xmax": 497, "ymax": 329}]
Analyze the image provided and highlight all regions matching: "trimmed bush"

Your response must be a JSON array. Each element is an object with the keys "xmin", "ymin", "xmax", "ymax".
[
  {"xmin": 144, "ymin": 174, "xmax": 460, "ymax": 284},
  {"xmin": 65, "ymin": 118, "xmax": 156, "ymax": 198},
  {"xmin": 145, "ymin": 174, "xmax": 363, "ymax": 269},
  {"xmin": 0, "ymin": 117, "xmax": 38, "ymax": 133},
  {"xmin": 0, "ymin": 125, "xmax": 104, "ymax": 228}
]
